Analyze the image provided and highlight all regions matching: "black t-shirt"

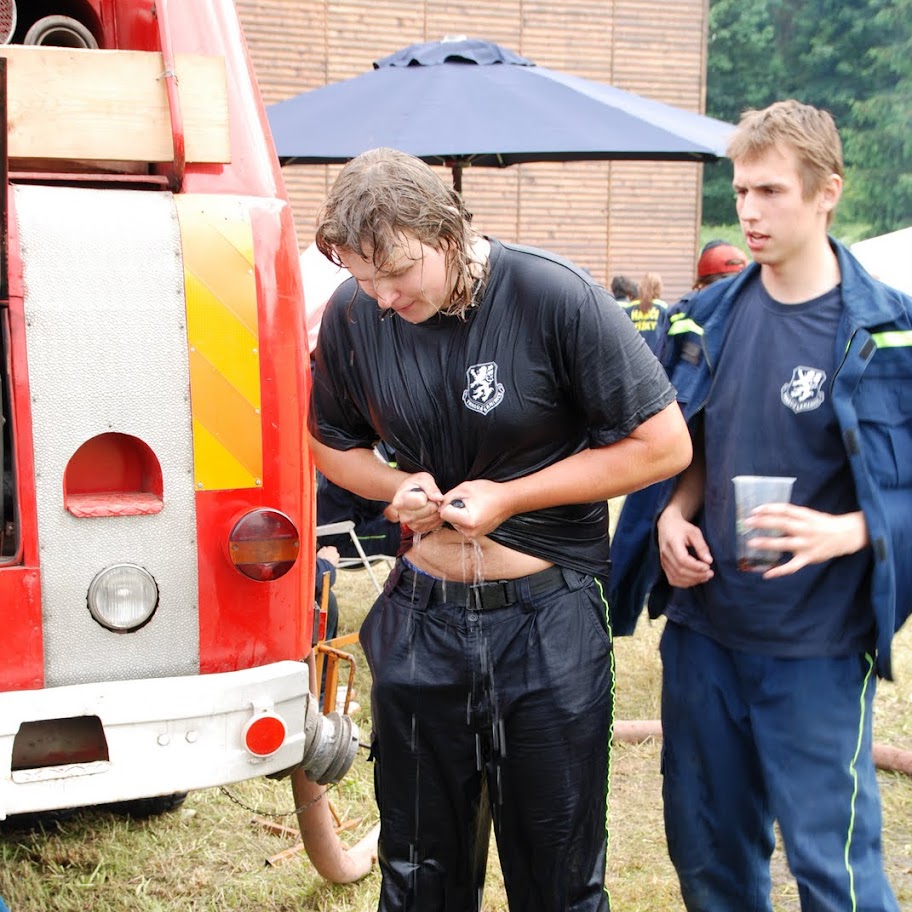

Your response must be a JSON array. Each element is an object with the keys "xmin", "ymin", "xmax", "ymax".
[
  {"xmin": 667, "ymin": 276, "xmax": 873, "ymax": 656},
  {"xmin": 310, "ymin": 238, "xmax": 675, "ymax": 576}
]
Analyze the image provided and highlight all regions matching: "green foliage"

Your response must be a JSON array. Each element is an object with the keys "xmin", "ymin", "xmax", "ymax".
[
  {"xmin": 702, "ymin": 0, "xmax": 783, "ymax": 224},
  {"xmin": 829, "ymin": 211, "xmax": 875, "ymax": 247},
  {"xmin": 841, "ymin": 0, "xmax": 912, "ymax": 230},
  {"xmin": 705, "ymin": 0, "xmax": 912, "ymax": 233},
  {"xmin": 702, "ymin": 159, "xmax": 735, "ymax": 227}
]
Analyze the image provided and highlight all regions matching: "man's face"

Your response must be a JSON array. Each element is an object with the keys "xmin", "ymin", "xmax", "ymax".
[
  {"xmin": 337, "ymin": 233, "xmax": 451, "ymax": 324},
  {"xmin": 732, "ymin": 145, "xmax": 840, "ymax": 270}
]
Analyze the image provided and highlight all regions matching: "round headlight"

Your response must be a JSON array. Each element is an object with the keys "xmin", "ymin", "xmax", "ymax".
[{"xmin": 87, "ymin": 564, "xmax": 159, "ymax": 631}]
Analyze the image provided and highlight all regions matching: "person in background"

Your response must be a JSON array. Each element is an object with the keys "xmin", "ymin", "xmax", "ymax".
[
  {"xmin": 693, "ymin": 239, "xmax": 749, "ymax": 290},
  {"xmin": 316, "ymin": 442, "xmax": 402, "ymax": 560},
  {"xmin": 315, "ymin": 544, "xmax": 340, "ymax": 642},
  {"xmin": 610, "ymin": 274, "xmax": 638, "ymax": 305},
  {"xmin": 314, "ymin": 543, "xmax": 363, "ymax": 714},
  {"xmin": 623, "ymin": 272, "xmax": 667, "ymax": 351},
  {"xmin": 656, "ymin": 241, "xmax": 750, "ymax": 346},
  {"xmin": 308, "ymin": 147, "xmax": 690, "ymax": 911},
  {"xmin": 611, "ymin": 99, "xmax": 911, "ymax": 912}
]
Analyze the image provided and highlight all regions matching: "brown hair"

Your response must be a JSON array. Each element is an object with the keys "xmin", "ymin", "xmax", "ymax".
[
  {"xmin": 727, "ymin": 100, "xmax": 844, "ymax": 211},
  {"xmin": 637, "ymin": 272, "xmax": 663, "ymax": 305},
  {"xmin": 315, "ymin": 148, "xmax": 480, "ymax": 318}
]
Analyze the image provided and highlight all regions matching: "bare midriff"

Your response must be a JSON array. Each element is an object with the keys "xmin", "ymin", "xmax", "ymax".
[{"xmin": 404, "ymin": 528, "xmax": 553, "ymax": 582}]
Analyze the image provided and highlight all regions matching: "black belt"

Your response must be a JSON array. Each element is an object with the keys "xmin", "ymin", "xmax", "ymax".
[{"xmin": 397, "ymin": 563, "xmax": 565, "ymax": 610}]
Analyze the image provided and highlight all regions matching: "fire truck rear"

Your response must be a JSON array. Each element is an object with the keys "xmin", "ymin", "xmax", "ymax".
[{"xmin": 0, "ymin": 0, "xmax": 355, "ymax": 819}]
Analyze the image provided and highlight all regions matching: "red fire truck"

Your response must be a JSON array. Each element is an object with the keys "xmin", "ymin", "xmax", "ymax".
[{"xmin": 0, "ymin": 0, "xmax": 356, "ymax": 819}]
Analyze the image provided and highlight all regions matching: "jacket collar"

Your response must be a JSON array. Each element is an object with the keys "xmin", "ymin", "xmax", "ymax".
[
  {"xmin": 832, "ymin": 236, "xmax": 906, "ymax": 327},
  {"xmin": 690, "ymin": 236, "xmax": 906, "ymax": 356}
]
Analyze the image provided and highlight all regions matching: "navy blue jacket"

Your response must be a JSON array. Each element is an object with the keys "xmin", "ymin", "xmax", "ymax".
[{"xmin": 610, "ymin": 239, "xmax": 912, "ymax": 679}]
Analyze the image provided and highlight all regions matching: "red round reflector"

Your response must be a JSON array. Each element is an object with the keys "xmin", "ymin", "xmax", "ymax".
[
  {"xmin": 228, "ymin": 509, "xmax": 300, "ymax": 581},
  {"xmin": 243, "ymin": 712, "xmax": 287, "ymax": 757}
]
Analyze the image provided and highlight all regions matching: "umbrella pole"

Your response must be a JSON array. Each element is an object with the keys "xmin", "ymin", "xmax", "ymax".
[{"xmin": 451, "ymin": 162, "xmax": 463, "ymax": 194}]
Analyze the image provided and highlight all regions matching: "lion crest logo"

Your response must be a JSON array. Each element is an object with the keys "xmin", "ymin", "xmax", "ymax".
[
  {"xmin": 781, "ymin": 365, "xmax": 827, "ymax": 414},
  {"xmin": 463, "ymin": 362, "xmax": 505, "ymax": 415}
]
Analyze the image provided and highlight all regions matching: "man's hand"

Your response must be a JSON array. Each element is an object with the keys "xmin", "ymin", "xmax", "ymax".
[
  {"xmin": 391, "ymin": 473, "xmax": 445, "ymax": 533},
  {"xmin": 746, "ymin": 505, "xmax": 868, "ymax": 579},
  {"xmin": 437, "ymin": 479, "xmax": 511, "ymax": 539},
  {"xmin": 317, "ymin": 545, "xmax": 340, "ymax": 567},
  {"xmin": 657, "ymin": 506, "xmax": 714, "ymax": 588}
]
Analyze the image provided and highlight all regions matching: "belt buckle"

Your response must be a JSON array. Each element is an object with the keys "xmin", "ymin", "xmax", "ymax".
[{"xmin": 471, "ymin": 580, "xmax": 510, "ymax": 611}]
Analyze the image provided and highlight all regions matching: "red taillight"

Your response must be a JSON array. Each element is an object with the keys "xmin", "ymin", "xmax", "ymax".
[
  {"xmin": 227, "ymin": 509, "xmax": 300, "ymax": 581},
  {"xmin": 242, "ymin": 712, "xmax": 287, "ymax": 757}
]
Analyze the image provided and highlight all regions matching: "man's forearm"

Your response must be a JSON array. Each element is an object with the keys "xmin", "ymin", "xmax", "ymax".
[
  {"xmin": 500, "ymin": 402, "xmax": 692, "ymax": 515},
  {"xmin": 663, "ymin": 432, "xmax": 705, "ymax": 522},
  {"xmin": 309, "ymin": 435, "xmax": 404, "ymax": 503}
]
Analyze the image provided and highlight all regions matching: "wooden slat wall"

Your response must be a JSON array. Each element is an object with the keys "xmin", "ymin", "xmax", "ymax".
[{"xmin": 237, "ymin": 0, "xmax": 711, "ymax": 301}]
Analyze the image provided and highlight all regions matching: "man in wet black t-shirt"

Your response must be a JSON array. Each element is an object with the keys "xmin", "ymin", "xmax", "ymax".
[
  {"xmin": 309, "ymin": 147, "xmax": 690, "ymax": 912},
  {"xmin": 313, "ymin": 238, "xmax": 676, "ymax": 578}
]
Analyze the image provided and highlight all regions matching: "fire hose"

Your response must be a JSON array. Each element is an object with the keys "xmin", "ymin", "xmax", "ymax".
[
  {"xmin": 288, "ymin": 654, "xmax": 378, "ymax": 883},
  {"xmin": 613, "ymin": 720, "xmax": 912, "ymax": 776}
]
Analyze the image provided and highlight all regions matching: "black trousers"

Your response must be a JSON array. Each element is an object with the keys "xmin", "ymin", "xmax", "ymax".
[{"xmin": 360, "ymin": 561, "xmax": 615, "ymax": 912}]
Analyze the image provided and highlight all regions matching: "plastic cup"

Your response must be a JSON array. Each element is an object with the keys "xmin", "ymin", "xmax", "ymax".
[{"xmin": 733, "ymin": 475, "xmax": 796, "ymax": 572}]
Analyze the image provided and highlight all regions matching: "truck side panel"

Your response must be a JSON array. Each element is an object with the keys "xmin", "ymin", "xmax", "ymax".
[{"xmin": 16, "ymin": 184, "xmax": 201, "ymax": 686}]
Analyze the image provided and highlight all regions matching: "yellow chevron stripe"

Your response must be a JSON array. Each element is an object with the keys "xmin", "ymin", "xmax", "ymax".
[
  {"xmin": 184, "ymin": 270, "xmax": 261, "ymax": 406},
  {"xmin": 176, "ymin": 195, "xmax": 262, "ymax": 491},
  {"xmin": 192, "ymin": 419, "xmax": 259, "ymax": 491}
]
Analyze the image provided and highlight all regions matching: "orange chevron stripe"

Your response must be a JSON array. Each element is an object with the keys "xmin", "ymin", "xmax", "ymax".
[{"xmin": 176, "ymin": 195, "xmax": 262, "ymax": 490}]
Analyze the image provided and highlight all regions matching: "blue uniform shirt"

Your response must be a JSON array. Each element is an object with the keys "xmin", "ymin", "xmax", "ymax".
[{"xmin": 666, "ymin": 276, "xmax": 874, "ymax": 657}]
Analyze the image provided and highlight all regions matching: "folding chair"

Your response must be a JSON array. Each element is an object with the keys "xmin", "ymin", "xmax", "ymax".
[{"xmin": 316, "ymin": 520, "xmax": 387, "ymax": 595}]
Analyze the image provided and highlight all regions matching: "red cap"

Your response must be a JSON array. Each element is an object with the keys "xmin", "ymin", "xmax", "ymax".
[{"xmin": 696, "ymin": 244, "xmax": 748, "ymax": 281}]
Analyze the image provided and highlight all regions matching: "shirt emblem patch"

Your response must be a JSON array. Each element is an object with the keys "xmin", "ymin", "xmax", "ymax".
[
  {"xmin": 463, "ymin": 361, "xmax": 505, "ymax": 415},
  {"xmin": 781, "ymin": 365, "xmax": 827, "ymax": 414}
]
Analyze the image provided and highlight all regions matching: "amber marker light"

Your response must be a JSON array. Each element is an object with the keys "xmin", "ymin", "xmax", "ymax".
[{"xmin": 227, "ymin": 509, "xmax": 300, "ymax": 581}]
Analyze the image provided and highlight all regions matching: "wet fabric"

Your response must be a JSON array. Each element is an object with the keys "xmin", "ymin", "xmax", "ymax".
[
  {"xmin": 660, "ymin": 622, "xmax": 898, "ymax": 912},
  {"xmin": 310, "ymin": 237, "xmax": 675, "ymax": 577},
  {"xmin": 361, "ymin": 560, "xmax": 614, "ymax": 911}
]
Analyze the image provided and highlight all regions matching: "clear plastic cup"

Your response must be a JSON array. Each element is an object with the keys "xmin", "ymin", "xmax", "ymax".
[{"xmin": 733, "ymin": 475, "xmax": 796, "ymax": 572}]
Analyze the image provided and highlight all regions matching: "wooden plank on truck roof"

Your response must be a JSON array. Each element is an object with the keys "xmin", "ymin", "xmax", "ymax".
[{"xmin": 0, "ymin": 45, "xmax": 230, "ymax": 164}]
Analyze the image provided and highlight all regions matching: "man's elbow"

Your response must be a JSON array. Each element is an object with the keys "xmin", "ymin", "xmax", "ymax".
[
  {"xmin": 308, "ymin": 433, "xmax": 333, "ymax": 473},
  {"xmin": 651, "ymin": 403, "xmax": 692, "ymax": 482},
  {"xmin": 665, "ymin": 425, "xmax": 693, "ymax": 477}
]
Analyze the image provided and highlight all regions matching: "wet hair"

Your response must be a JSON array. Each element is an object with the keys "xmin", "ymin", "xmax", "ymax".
[
  {"xmin": 637, "ymin": 272, "xmax": 663, "ymax": 305},
  {"xmin": 315, "ymin": 148, "xmax": 480, "ymax": 318},
  {"xmin": 727, "ymin": 100, "xmax": 843, "ymax": 221},
  {"xmin": 610, "ymin": 275, "xmax": 638, "ymax": 300}
]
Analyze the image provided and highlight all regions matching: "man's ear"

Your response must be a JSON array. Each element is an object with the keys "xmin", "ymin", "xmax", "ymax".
[{"xmin": 820, "ymin": 172, "xmax": 843, "ymax": 217}]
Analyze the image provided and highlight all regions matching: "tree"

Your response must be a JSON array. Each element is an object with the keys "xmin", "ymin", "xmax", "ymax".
[
  {"xmin": 840, "ymin": 0, "xmax": 912, "ymax": 231},
  {"xmin": 702, "ymin": 0, "xmax": 784, "ymax": 224},
  {"xmin": 703, "ymin": 0, "xmax": 912, "ymax": 234}
]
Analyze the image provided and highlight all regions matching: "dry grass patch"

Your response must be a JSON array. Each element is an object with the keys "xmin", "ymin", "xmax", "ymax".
[{"xmin": 1, "ymin": 557, "xmax": 910, "ymax": 911}]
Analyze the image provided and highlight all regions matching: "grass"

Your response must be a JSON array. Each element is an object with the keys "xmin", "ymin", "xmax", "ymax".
[{"xmin": 2, "ymin": 541, "xmax": 911, "ymax": 911}]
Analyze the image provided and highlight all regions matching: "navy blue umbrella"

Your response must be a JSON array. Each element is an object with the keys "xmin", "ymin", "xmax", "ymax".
[{"xmin": 267, "ymin": 37, "xmax": 734, "ymax": 190}]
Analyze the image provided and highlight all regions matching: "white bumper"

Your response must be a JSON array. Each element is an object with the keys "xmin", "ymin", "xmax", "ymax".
[{"xmin": 0, "ymin": 661, "xmax": 311, "ymax": 819}]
